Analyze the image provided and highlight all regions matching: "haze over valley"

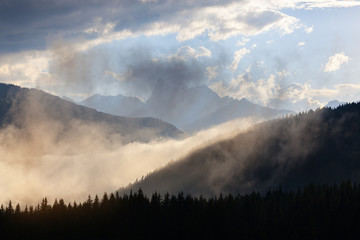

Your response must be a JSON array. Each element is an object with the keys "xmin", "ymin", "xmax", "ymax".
[
  {"xmin": 0, "ymin": 0, "xmax": 360, "ymax": 210},
  {"xmin": 0, "ymin": 83, "xmax": 260, "ymax": 205},
  {"xmin": 79, "ymin": 84, "xmax": 290, "ymax": 132}
]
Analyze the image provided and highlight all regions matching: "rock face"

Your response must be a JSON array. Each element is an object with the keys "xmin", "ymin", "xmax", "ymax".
[
  {"xmin": 0, "ymin": 83, "xmax": 182, "ymax": 143},
  {"xmin": 121, "ymin": 102, "xmax": 360, "ymax": 196},
  {"xmin": 79, "ymin": 84, "xmax": 291, "ymax": 132}
]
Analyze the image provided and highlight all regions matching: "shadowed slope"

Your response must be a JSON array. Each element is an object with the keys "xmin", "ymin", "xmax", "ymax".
[
  {"xmin": 123, "ymin": 102, "xmax": 360, "ymax": 195},
  {"xmin": 79, "ymin": 85, "xmax": 291, "ymax": 132},
  {"xmin": 0, "ymin": 83, "xmax": 182, "ymax": 143}
]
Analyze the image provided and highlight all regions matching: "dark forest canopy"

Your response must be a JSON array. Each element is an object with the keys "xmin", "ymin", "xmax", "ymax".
[
  {"xmin": 1, "ymin": 182, "xmax": 360, "ymax": 239},
  {"xmin": 123, "ymin": 102, "xmax": 360, "ymax": 196}
]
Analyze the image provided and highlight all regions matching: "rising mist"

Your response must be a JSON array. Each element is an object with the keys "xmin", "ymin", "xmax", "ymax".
[{"xmin": 0, "ymin": 85, "xmax": 258, "ymax": 206}]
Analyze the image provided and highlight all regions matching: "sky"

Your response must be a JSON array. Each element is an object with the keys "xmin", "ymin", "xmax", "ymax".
[{"xmin": 1, "ymin": 0, "xmax": 360, "ymax": 112}]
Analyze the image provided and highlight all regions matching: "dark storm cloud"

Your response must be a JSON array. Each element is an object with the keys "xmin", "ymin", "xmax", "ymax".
[
  {"xmin": 45, "ymin": 41, "xmax": 208, "ymax": 99},
  {"xmin": 0, "ymin": 0, "xmax": 110, "ymax": 53},
  {"xmin": 125, "ymin": 52, "xmax": 205, "ymax": 93},
  {"xmin": 0, "ymin": 0, "xmax": 237, "ymax": 53}
]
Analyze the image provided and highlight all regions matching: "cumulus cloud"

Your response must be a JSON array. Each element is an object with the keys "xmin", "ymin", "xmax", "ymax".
[
  {"xmin": 0, "ymin": 51, "xmax": 49, "ymax": 87},
  {"xmin": 231, "ymin": 48, "xmax": 251, "ymax": 72},
  {"xmin": 324, "ymin": 52, "xmax": 350, "ymax": 72},
  {"xmin": 209, "ymin": 68, "xmax": 325, "ymax": 112},
  {"xmin": 210, "ymin": 71, "xmax": 280, "ymax": 106},
  {"xmin": 298, "ymin": 41, "xmax": 306, "ymax": 46},
  {"xmin": 174, "ymin": 46, "xmax": 211, "ymax": 59},
  {"xmin": 210, "ymin": 63, "xmax": 360, "ymax": 112},
  {"xmin": 305, "ymin": 25, "xmax": 314, "ymax": 33}
]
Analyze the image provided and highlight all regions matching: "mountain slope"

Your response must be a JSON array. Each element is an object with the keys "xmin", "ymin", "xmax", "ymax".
[
  {"xmin": 326, "ymin": 100, "xmax": 346, "ymax": 109},
  {"xmin": 0, "ymin": 83, "xmax": 182, "ymax": 143},
  {"xmin": 79, "ymin": 85, "xmax": 291, "ymax": 132},
  {"xmin": 79, "ymin": 94, "xmax": 145, "ymax": 117},
  {"xmin": 185, "ymin": 97, "xmax": 289, "ymax": 131},
  {"xmin": 122, "ymin": 102, "xmax": 360, "ymax": 196}
]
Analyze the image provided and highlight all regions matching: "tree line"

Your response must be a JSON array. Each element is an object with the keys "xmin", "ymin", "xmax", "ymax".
[{"xmin": 1, "ymin": 181, "xmax": 360, "ymax": 239}]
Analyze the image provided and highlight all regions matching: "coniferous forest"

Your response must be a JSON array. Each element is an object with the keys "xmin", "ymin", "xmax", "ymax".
[
  {"xmin": 1, "ymin": 101, "xmax": 360, "ymax": 239},
  {"xmin": 1, "ymin": 182, "xmax": 360, "ymax": 239}
]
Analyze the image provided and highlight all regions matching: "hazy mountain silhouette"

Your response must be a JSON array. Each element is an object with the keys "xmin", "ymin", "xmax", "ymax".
[
  {"xmin": 0, "ymin": 83, "xmax": 182, "ymax": 143},
  {"xmin": 78, "ymin": 94, "xmax": 145, "ymax": 117},
  {"xmin": 326, "ymin": 100, "xmax": 346, "ymax": 109},
  {"xmin": 79, "ymin": 85, "xmax": 291, "ymax": 131},
  {"xmin": 122, "ymin": 102, "xmax": 360, "ymax": 196}
]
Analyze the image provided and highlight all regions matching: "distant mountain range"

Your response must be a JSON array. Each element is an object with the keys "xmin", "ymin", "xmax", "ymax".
[
  {"xmin": 79, "ymin": 85, "xmax": 291, "ymax": 132},
  {"xmin": 121, "ymin": 102, "xmax": 360, "ymax": 196},
  {"xmin": 326, "ymin": 100, "xmax": 346, "ymax": 109},
  {"xmin": 0, "ymin": 83, "xmax": 182, "ymax": 143}
]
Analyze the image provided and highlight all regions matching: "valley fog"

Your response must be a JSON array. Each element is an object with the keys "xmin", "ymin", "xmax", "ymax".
[{"xmin": 0, "ymin": 113, "xmax": 258, "ymax": 206}]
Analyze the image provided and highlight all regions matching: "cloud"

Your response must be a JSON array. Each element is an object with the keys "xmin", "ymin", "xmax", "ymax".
[
  {"xmin": 41, "ymin": 41, "xmax": 211, "ymax": 103},
  {"xmin": 83, "ymin": 18, "xmax": 116, "ymax": 36},
  {"xmin": 1, "ymin": 0, "xmax": 359, "ymax": 54},
  {"xmin": 298, "ymin": 42, "xmax": 306, "ymax": 46},
  {"xmin": 206, "ymin": 66, "xmax": 219, "ymax": 80},
  {"xmin": 174, "ymin": 46, "xmax": 211, "ymax": 59},
  {"xmin": 237, "ymin": 37, "xmax": 250, "ymax": 46},
  {"xmin": 324, "ymin": 52, "xmax": 350, "ymax": 72},
  {"xmin": 0, "ymin": 91, "xmax": 258, "ymax": 206},
  {"xmin": 133, "ymin": 3, "xmax": 302, "ymax": 42},
  {"xmin": 0, "ymin": 50, "xmax": 49, "ymax": 87},
  {"xmin": 0, "ymin": 0, "xmax": 308, "ymax": 53},
  {"xmin": 309, "ymin": 83, "xmax": 360, "ymax": 102},
  {"xmin": 2, "ymin": 39, "xmax": 213, "ymax": 102},
  {"xmin": 210, "ymin": 62, "xmax": 360, "ymax": 112},
  {"xmin": 105, "ymin": 69, "xmax": 135, "ymax": 82},
  {"xmin": 209, "ymin": 68, "xmax": 326, "ymax": 112},
  {"xmin": 231, "ymin": 48, "xmax": 250, "ymax": 72},
  {"xmin": 210, "ymin": 71, "xmax": 280, "ymax": 106},
  {"xmin": 299, "ymin": 1, "xmax": 360, "ymax": 10},
  {"xmin": 305, "ymin": 25, "xmax": 313, "ymax": 33}
]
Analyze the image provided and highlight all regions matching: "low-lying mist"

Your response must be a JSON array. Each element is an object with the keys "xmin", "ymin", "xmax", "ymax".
[
  {"xmin": 123, "ymin": 103, "xmax": 360, "ymax": 197},
  {"xmin": 0, "ymin": 100, "xmax": 259, "ymax": 206}
]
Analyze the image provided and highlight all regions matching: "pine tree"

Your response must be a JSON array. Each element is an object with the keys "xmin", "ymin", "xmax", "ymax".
[
  {"xmin": 15, "ymin": 203, "xmax": 21, "ymax": 215},
  {"xmin": 6, "ymin": 200, "xmax": 14, "ymax": 215}
]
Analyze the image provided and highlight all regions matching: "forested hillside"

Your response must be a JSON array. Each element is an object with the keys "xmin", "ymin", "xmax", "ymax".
[{"xmin": 124, "ymin": 102, "xmax": 360, "ymax": 196}]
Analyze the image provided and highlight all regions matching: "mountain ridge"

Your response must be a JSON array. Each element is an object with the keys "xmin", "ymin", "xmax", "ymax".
[
  {"xmin": 326, "ymin": 99, "xmax": 346, "ymax": 109},
  {"xmin": 79, "ymin": 84, "xmax": 292, "ymax": 132},
  {"xmin": 0, "ymin": 83, "xmax": 182, "ymax": 143},
  {"xmin": 120, "ymin": 102, "xmax": 360, "ymax": 196}
]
